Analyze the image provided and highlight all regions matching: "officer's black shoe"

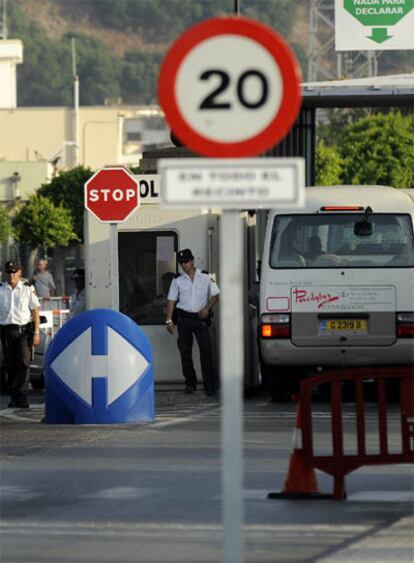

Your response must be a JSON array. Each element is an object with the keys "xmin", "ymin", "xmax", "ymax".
[
  {"xmin": 184, "ymin": 385, "xmax": 196, "ymax": 394},
  {"xmin": 16, "ymin": 403, "xmax": 29, "ymax": 409},
  {"xmin": 205, "ymin": 389, "xmax": 215, "ymax": 397}
]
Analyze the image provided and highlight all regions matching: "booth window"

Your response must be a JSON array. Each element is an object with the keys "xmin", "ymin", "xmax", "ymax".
[{"xmin": 118, "ymin": 231, "xmax": 178, "ymax": 325}]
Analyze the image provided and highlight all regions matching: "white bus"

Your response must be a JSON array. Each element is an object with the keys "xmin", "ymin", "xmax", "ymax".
[{"xmin": 259, "ymin": 186, "xmax": 414, "ymax": 399}]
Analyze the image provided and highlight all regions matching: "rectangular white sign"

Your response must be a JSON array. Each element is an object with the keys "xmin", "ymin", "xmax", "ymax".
[
  {"xmin": 335, "ymin": 0, "xmax": 414, "ymax": 51},
  {"xmin": 158, "ymin": 158, "xmax": 305, "ymax": 209},
  {"xmin": 133, "ymin": 174, "xmax": 160, "ymax": 204},
  {"xmin": 291, "ymin": 285, "xmax": 396, "ymax": 313}
]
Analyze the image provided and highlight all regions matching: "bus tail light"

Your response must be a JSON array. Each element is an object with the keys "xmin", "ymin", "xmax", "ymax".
[
  {"xmin": 261, "ymin": 314, "xmax": 291, "ymax": 339},
  {"xmin": 397, "ymin": 313, "xmax": 414, "ymax": 338},
  {"xmin": 320, "ymin": 206, "xmax": 364, "ymax": 212}
]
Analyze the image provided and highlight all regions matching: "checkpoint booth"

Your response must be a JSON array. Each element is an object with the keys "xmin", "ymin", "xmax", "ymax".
[{"xmin": 84, "ymin": 170, "xmax": 260, "ymax": 388}]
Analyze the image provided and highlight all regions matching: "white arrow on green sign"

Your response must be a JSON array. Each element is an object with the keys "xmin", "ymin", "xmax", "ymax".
[{"xmin": 344, "ymin": 0, "xmax": 414, "ymax": 43}]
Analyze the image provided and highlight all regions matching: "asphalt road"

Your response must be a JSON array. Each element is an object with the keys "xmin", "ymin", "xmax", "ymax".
[{"xmin": 1, "ymin": 388, "xmax": 413, "ymax": 563}]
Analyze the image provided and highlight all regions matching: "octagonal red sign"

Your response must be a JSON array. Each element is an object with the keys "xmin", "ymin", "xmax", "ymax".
[{"xmin": 85, "ymin": 167, "xmax": 139, "ymax": 223}]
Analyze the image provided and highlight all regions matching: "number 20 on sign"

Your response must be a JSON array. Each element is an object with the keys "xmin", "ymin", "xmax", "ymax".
[{"xmin": 158, "ymin": 16, "xmax": 302, "ymax": 158}]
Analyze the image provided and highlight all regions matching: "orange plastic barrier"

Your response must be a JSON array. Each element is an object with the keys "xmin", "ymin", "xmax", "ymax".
[{"xmin": 299, "ymin": 366, "xmax": 414, "ymax": 500}]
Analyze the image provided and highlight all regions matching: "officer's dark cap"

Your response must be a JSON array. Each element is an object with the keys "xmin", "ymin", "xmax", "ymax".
[
  {"xmin": 5, "ymin": 260, "xmax": 22, "ymax": 273},
  {"xmin": 177, "ymin": 249, "xmax": 194, "ymax": 263},
  {"xmin": 71, "ymin": 268, "xmax": 85, "ymax": 279}
]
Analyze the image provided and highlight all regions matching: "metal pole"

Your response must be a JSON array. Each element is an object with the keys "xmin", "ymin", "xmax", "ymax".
[
  {"xmin": 336, "ymin": 54, "xmax": 342, "ymax": 79},
  {"xmin": 110, "ymin": 223, "xmax": 119, "ymax": 311},
  {"xmin": 220, "ymin": 210, "xmax": 244, "ymax": 563},
  {"xmin": 234, "ymin": 0, "xmax": 240, "ymax": 16},
  {"xmin": 72, "ymin": 38, "xmax": 79, "ymax": 166}
]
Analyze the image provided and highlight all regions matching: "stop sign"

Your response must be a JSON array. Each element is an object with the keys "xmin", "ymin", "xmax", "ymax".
[{"xmin": 85, "ymin": 167, "xmax": 140, "ymax": 223}]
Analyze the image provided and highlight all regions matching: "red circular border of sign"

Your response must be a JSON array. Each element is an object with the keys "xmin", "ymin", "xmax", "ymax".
[{"xmin": 158, "ymin": 16, "xmax": 302, "ymax": 158}]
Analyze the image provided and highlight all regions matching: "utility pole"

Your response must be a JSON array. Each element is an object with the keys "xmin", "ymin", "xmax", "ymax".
[
  {"xmin": 71, "ymin": 37, "xmax": 80, "ymax": 166},
  {"xmin": 0, "ymin": 0, "xmax": 8, "ymax": 39}
]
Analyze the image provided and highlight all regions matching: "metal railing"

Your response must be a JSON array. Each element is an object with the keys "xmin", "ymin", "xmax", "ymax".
[
  {"xmin": 39, "ymin": 296, "xmax": 71, "ymax": 311},
  {"xmin": 32, "ymin": 308, "xmax": 71, "ymax": 371}
]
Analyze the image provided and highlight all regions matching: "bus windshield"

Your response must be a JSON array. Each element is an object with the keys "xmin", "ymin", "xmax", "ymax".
[{"xmin": 269, "ymin": 213, "xmax": 414, "ymax": 269}]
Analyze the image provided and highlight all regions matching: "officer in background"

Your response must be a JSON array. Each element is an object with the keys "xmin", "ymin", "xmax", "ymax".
[
  {"xmin": 166, "ymin": 249, "xmax": 220, "ymax": 396},
  {"xmin": 68, "ymin": 268, "xmax": 86, "ymax": 319},
  {"xmin": 0, "ymin": 261, "xmax": 40, "ymax": 408}
]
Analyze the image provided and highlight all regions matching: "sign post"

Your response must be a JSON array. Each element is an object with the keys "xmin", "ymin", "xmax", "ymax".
[
  {"xmin": 219, "ymin": 209, "xmax": 244, "ymax": 562},
  {"xmin": 84, "ymin": 167, "xmax": 140, "ymax": 310},
  {"xmin": 158, "ymin": 16, "xmax": 303, "ymax": 563}
]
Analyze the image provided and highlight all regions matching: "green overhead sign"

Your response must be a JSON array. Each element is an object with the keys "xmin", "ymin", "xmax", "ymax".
[{"xmin": 344, "ymin": 0, "xmax": 414, "ymax": 43}]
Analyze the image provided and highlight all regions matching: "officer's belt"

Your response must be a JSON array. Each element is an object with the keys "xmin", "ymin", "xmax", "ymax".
[
  {"xmin": 176, "ymin": 309, "xmax": 199, "ymax": 319},
  {"xmin": 0, "ymin": 322, "xmax": 31, "ymax": 333}
]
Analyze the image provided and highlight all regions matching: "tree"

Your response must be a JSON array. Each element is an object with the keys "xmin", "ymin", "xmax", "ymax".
[
  {"xmin": 315, "ymin": 141, "xmax": 344, "ymax": 186},
  {"xmin": 38, "ymin": 166, "xmax": 94, "ymax": 241},
  {"xmin": 339, "ymin": 112, "xmax": 414, "ymax": 188},
  {"xmin": 0, "ymin": 207, "xmax": 11, "ymax": 243},
  {"xmin": 10, "ymin": 0, "xmax": 303, "ymax": 106},
  {"xmin": 121, "ymin": 51, "xmax": 163, "ymax": 104},
  {"xmin": 12, "ymin": 195, "xmax": 78, "ymax": 257}
]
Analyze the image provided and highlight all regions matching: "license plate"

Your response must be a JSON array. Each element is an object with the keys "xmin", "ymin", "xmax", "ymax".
[{"xmin": 322, "ymin": 319, "xmax": 367, "ymax": 334}]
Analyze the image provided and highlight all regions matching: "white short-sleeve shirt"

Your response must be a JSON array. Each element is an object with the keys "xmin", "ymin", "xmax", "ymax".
[
  {"xmin": 167, "ymin": 269, "xmax": 220, "ymax": 313},
  {"xmin": 0, "ymin": 281, "xmax": 41, "ymax": 325}
]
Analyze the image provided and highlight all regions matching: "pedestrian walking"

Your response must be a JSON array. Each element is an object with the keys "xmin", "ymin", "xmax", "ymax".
[
  {"xmin": 30, "ymin": 258, "xmax": 56, "ymax": 298},
  {"xmin": 69, "ymin": 268, "xmax": 86, "ymax": 319},
  {"xmin": 0, "ymin": 261, "xmax": 40, "ymax": 408},
  {"xmin": 166, "ymin": 249, "xmax": 220, "ymax": 396}
]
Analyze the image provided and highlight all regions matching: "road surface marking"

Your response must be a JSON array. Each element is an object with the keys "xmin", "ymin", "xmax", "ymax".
[
  {"xmin": 347, "ymin": 490, "xmax": 414, "ymax": 503},
  {"xmin": 84, "ymin": 487, "xmax": 156, "ymax": 500}
]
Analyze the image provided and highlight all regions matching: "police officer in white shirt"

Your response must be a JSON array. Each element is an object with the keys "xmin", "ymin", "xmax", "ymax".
[
  {"xmin": 0, "ymin": 261, "xmax": 40, "ymax": 408},
  {"xmin": 166, "ymin": 249, "xmax": 220, "ymax": 396}
]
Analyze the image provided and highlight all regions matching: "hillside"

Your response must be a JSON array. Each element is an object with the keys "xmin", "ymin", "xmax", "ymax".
[
  {"xmin": 18, "ymin": 0, "xmax": 168, "ymax": 55},
  {"xmin": 8, "ymin": 0, "xmax": 412, "ymax": 107}
]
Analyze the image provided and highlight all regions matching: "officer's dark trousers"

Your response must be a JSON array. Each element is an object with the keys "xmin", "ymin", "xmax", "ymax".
[
  {"xmin": 177, "ymin": 314, "xmax": 216, "ymax": 391},
  {"xmin": 0, "ymin": 324, "xmax": 31, "ymax": 406}
]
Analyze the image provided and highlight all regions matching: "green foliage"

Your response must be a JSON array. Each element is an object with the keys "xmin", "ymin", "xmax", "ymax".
[
  {"xmin": 9, "ymin": 3, "xmax": 120, "ymax": 105},
  {"xmin": 121, "ymin": 51, "xmax": 163, "ymax": 104},
  {"xmin": 68, "ymin": 34, "xmax": 121, "ymax": 105},
  {"xmin": 80, "ymin": 0, "xmax": 296, "ymax": 42},
  {"xmin": 317, "ymin": 109, "xmax": 370, "ymax": 146},
  {"xmin": 129, "ymin": 166, "xmax": 142, "ymax": 175},
  {"xmin": 315, "ymin": 141, "xmax": 344, "ymax": 186},
  {"xmin": 0, "ymin": 208, "xmax": 11, "ymax": 243},
  {"xmin": 339, "ymin": 112, "xmax": 414, "ymax": 188},
  {"xmin": 9, "ymin": 2, "xmax": 73, "ymax": 106},
  {"xmin": 10, "ymin": 0, "xmax": 300, "ymax": 106},
  {"xmin": 38, "ymin": 166, "xmax": 94, "ymax": 241},
  {"xmin": 12, "ymin": 195, "xmax": 78, "ymax": 253}
]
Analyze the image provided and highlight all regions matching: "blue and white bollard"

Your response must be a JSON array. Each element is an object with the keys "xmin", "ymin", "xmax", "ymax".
[{"xmin": 45, "ymin": 309, "xmax": 154, "ymax": 424}]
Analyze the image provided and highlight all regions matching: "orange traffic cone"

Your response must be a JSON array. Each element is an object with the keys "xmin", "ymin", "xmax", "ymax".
[{"xmin": 268, "ymin": 394, "xmax": 332, "ymax": 500}]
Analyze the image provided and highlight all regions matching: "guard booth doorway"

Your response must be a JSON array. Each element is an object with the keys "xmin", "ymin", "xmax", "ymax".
[
  {"xmin": 118, "ymin": 229, "xmax": 194, "ymax": 383},
  {"xmin": 118, "ymin": 231, "xmax": 178, "ymax": 326}
]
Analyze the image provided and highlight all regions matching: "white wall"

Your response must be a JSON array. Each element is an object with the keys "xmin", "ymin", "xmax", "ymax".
[{"xmin": 0, "ymin": 40, "xmax": 23, "ymax": 109}]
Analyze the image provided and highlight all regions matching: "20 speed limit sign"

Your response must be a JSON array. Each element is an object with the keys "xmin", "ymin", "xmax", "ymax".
[{"xmin": 158, "ymin": 16, "xmax": 302, "ymax": 158}]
